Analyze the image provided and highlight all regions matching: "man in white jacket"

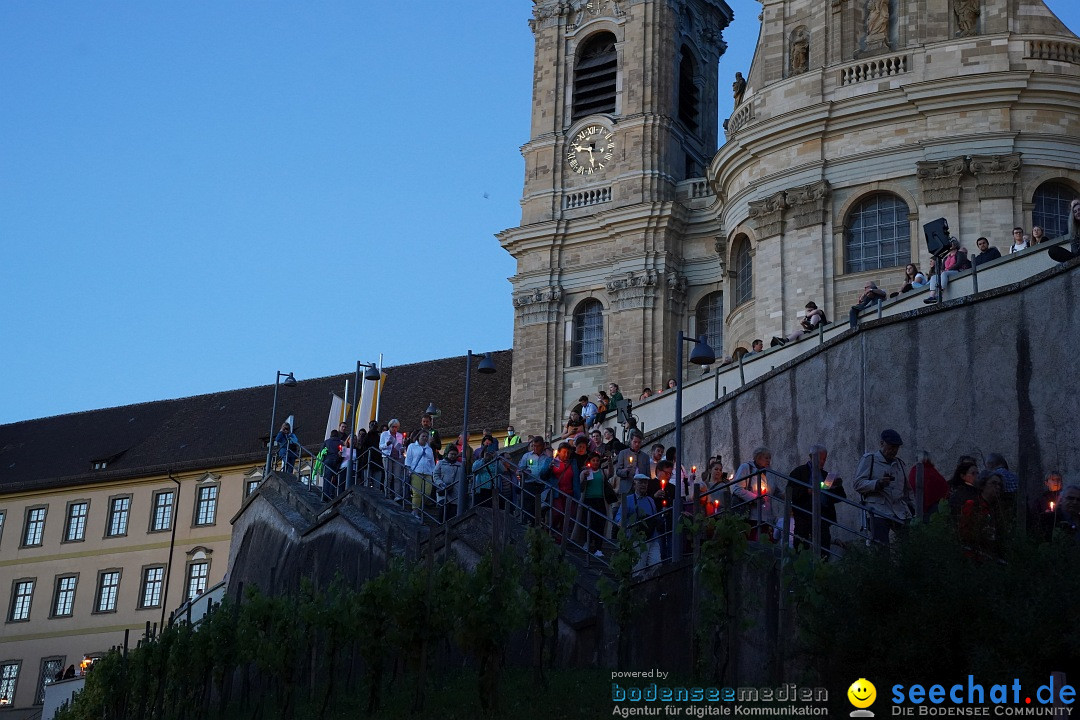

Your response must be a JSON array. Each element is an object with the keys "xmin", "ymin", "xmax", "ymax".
[{"xmin": 853, "ymin": 428, "xmax": 914, "ymax": 545}]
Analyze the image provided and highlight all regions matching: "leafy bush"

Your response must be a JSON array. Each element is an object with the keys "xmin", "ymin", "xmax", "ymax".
[{"xmin": 794, "ymin": 518, "xmax": 1080, "ymax": 684}]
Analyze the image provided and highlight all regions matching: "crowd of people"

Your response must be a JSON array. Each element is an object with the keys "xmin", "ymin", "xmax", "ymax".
[
  {"xmin": 264, "ymin": 205, "xmax": 1080, "ymax": 562},
  {"xmin": 274, "ymin": 400, "xmax": 1079, "ymax": 570}
]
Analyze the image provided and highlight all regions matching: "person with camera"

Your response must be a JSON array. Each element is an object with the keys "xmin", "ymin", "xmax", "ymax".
[
  {"xmin": 853, "ymin": 429, "xmax": 914, "ymax": 545},
  {"xmin": 273, "ymin": 422, "xmax": 300, "ymax": 474}
]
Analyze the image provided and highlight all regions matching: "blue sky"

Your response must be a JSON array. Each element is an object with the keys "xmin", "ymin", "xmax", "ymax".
[{"xmin": 1, "ymin": 1, "xmax": 1077, "ymax": 424}]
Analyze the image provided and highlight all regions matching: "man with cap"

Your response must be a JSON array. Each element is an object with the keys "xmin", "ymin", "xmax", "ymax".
[
  {"xmin": 614, "ymin": 473, "xmax": 662, "ymax": 570},
  {"xmin": 853, "ymin": 429, "xmax": 914, "ymax": 545},
  {"xmin": 504, "ymin": 426, "xmax": 522, "ymax": 448}
]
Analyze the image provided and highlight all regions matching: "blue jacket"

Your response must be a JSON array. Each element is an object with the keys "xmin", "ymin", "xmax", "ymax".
[
  {"xmin": 614, "ymin": 493, "xmax": 660, "ymax": 538},
  {"xmin": 275, "ymin": 431, "xmax": 299, "ymax": 458},
  {"xmin": 519, "ymin": 451, "xmax": 553, "ymax": 486}
]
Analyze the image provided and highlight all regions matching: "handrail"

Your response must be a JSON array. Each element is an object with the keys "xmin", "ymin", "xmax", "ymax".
[
  {"xmin": 696, "ymin": 466, "xmax": 884, "ymax": 558},
  {"xmin": 607, "ymin": 239, "xmax": 1070, "ymax": 441},
  {"xmin": 267, "ymin": 437, "xmax": 896, "ymax": 570}
]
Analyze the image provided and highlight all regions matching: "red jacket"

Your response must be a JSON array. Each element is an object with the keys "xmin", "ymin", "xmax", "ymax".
[{"xmin": 908, "ymin": 461, "xmax": 949, "ymax": 513}]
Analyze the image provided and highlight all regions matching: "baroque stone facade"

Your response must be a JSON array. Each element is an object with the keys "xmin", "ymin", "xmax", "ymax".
[{"xmin": 501, "ymin": 0, "xmax": 1080, "ymax": 434}]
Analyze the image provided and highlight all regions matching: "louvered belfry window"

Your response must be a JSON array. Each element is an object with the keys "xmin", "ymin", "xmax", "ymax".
[
  {"xmin": 678, "ymin": 46, "xmax": 699, "ymax": 133},
  {"xmin": 573, "ymin": 33, "xmax": 617, "ymax": 120}
]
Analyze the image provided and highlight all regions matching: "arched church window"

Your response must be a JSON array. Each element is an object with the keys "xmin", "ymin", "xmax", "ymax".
[
  {"xmin": 572, "ymin": 299, "xmax": 605, "ymax": 366},
  {"xmin": 695, "ymin": 292, "xmax": 724, "ymax": 352},
  {"xmin": 734, "ymin": 237, "xmax": 753, "ymax": 307},
  {"xmin": 1032, "ymin": 181, "xmax": 1075, "ymax": 239},
  {"xmin": 844, "ymin": 193, "xmax": 910, "ymax": 273},
  {"xmin": 573, "ymin": 32, "xmax": 617, "ymax": 120},
  {"xmin": 678, "ymin": 45, "xmax": 699, "ymax": 134}
]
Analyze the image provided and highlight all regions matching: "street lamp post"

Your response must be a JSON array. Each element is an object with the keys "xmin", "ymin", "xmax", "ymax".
[
  {"xmin": 458, "ymin": 351, "xmax": 497, "ymax": 517},
  {"xmin": 265, "ymin": 371, "xmax": 297, "ymax": 475},
  {"xmin": 345, "ymin": 361, "xmax": 382, "ymax": 491},
  {"xmin": 674, "ymin": 332, "xmax": 716, "ymax": 560}
]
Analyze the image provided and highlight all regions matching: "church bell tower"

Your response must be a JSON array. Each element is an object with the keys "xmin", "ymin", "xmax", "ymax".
[{"xmin": 499, "ymin": 0, "xmax": 733, "ymax": 434}]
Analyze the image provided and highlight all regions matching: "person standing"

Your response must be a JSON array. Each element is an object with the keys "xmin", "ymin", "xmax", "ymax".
[
  {"xmin": 519, "ymin": 437, "xmax": 553, "ymax": 526},
  {"xmin": 321, "ymin": 430, "xmax": 344, "ymax": 500},
  {"xmin": 405, "ymin": 430, "xmax": 436, "ymax": 518},
  {"xmin": 907, "ymin": 450, "xmax": 949, "ymax": 520},
  {"xmin": 853, "ymin": 429, "xmax": 914, "ymax": 544},
  {"xmin": 274, "ymin": 422, "xmax": 300, "ymax": 474},
  {"xmin": 380, "ymin": 419, "xmax": 405, "ymax": 498},
  {"xmin": 432, "ymin": 446, "xmax": 462, "ymax": 515},
  {"xmin": 733, "ymin": 447, "xmax": 774, "ymax": 540},
  {"xmin": 406, "ymin": 414, "xmax": 442, "ymax": 459},
  {"xmin": 615, "ymin": 431, "xmax": 651, "ymax": 494},
  {"xmin": 608, "ymin": 383, "xmax": 625, "ymax": 419},
  {"xmin": 787, "ymin": 444, "xmax": 841, "ymax": 555},
  {"xmin": 579, "ymin": 452, "xmax": 613, "ymax": 557}
]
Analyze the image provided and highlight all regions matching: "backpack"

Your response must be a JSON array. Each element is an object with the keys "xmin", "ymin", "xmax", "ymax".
[{"xmin": 312, "ymin": 447, "xmax": 328, "ymax": 479}]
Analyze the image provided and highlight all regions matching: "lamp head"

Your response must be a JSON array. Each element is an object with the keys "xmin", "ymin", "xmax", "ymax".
[
  {"xmin": 477, "ymin": 352, "xmax": 497, "ymax": 374},
  {"xmin": 425, "ymin": 402, "xmax": 439, "ymax": 416},
  {"xmin": 282, "ymin": 372, "xmax": 298, "ymax": 387},
  {"xmin": 688, "ymin": 336, "xmax": 716, "ymax": 365},
  {"xmin": 363, "ymin": 363, "xmax": 382, "ymax": 381}
]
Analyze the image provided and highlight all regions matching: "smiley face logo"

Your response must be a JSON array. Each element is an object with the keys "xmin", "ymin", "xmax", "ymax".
[{"xmin": 847, "ymin": 678, "xmax": 877, "ymax": 710}]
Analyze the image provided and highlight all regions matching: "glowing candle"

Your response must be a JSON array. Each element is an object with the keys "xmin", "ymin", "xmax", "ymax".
[{"xmin": 1050, "ymin": 501, "xmax": 1055, "ymax": 512}]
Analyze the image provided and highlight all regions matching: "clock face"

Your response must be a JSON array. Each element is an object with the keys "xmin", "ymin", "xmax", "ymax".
[{"xmin": 566, "ymin": 125, "xmax": 615, "ymax": 176}]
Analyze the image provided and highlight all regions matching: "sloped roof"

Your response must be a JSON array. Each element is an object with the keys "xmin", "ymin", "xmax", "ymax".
[{"xmin": 0, "ymin": 350, "xmax": 512, "ymax": 494}]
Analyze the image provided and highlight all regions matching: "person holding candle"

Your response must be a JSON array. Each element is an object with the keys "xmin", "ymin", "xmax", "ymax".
[
  {"xmin": 1030, "ymin": 471, "xmax": 1064, "ymax": 541},
  {"xmin": 648, "ymin": 443, "xmax": 666, "ymax": 480},
  {"xmin": 733, "ymin": 446, "xmax": 774, "ymax": 541},
  {"xmin": 580, "ymin": 452, "xmax": 613, "ymax": 557},
  {"xmin": 615, "ymin": 431, "xmax": 651, "ymax": 495},
  {"xmin": 519, "ymin": 436, "xmax": 553, "ymax": 527},
  {"xmin": 703, "ymin": 456, "xmax": 727, "ymax": 515},
  {"xmin": 664, "ymin": 446, "xmax": 696, "ymax": 502},
  {"xmin": 787, "ymin": 444, "xmax": 842, "ymax": 556}
]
